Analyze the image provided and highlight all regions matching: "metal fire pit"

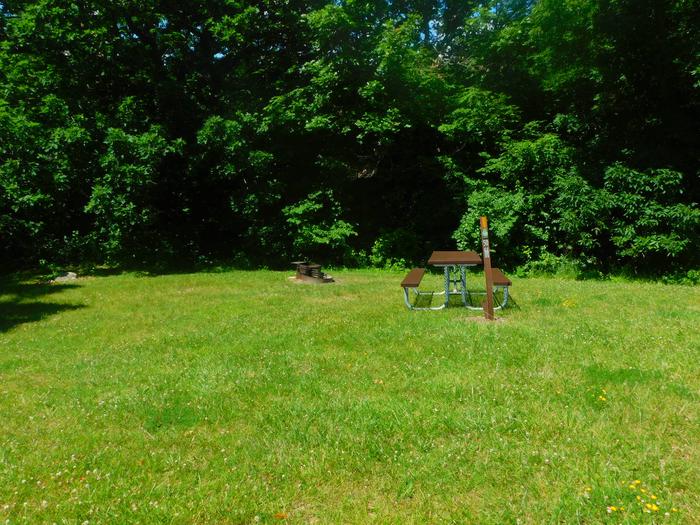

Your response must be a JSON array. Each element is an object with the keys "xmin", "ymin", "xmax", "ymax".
[{"xmin": 291, "ymin": 261, "xmax": 334, "ymax": 283}]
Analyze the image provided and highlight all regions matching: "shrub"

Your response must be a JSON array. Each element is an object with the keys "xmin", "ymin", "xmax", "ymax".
[
  {"xmin": 282, "ymin": 190, "xmax": 357, "ymax": 261},
  {"xmin": 369, "ymin": 229, "xmax": 421, "ymax": 270},
  {"xmin": 603, "ymin": 164, "xmax": 700, "ymax": 269}
]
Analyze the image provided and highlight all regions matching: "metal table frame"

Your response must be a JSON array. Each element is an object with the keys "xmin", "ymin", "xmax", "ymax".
[
  {"xmin": 427, "ymin": 251, "xmax": 483, "ymax": 309},
  {"xmin": 431, "ymin": 263, "xmax": 478, "ymax": 308}
]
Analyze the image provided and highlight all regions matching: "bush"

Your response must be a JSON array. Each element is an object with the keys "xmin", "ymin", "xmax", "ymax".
[
  {"xmin": 516, "ymin": 252, "xmax": 583, "ymax": 279},
  {"xmin": 283, "ymin": 190, "xmax": 357, "ymax": 261},
  {"xmin": 660, "ymin": 269, "xmax": 700, "ymax": 286},
  {"xmin": 369, "ymin": 229, "xmax": 421, "ymax": 270},
  {"xmin": 603, "ymin": 164, "xmax": 700, "ymax": 269},
  {"xmin": 453, "ymin": 184, "xmax": 525, "ymax": 264},
  {"xmin": 85, "ymin": 126, "xmax": 184, "ymax": 264}
]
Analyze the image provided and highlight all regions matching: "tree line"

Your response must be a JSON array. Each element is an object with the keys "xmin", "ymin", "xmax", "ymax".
[{"xmin": 1, "ymin": 0, "xmax": 698, "ymax": 278}]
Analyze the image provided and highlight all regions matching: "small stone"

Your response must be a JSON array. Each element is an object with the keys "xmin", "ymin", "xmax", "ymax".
[{"xmin": 53, "ymin": 272, "xmax": 77, "ymax": 282}]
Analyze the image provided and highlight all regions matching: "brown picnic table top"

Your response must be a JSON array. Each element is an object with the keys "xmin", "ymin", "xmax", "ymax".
[{"xmin": 427, "ymin": 250, "xmax": 482, "ymax": 266}]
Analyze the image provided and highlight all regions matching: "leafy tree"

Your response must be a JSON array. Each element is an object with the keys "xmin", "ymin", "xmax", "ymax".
[{"xmin": 0, "ymin": 0, "xmax": 698, "ymax": 275}]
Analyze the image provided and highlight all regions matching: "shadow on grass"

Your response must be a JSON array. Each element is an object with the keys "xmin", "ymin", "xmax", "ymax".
[
  {"xmin": 463, "ymin": 289, "xmax": 519, "ymax": 310},
  {"xmin": 411, "ymin": 289, "xmax": 519, "ymax": 310},
  {"xmin": 585, "ymin": 364, "xmax": 698, "ymax": 401},
  {"xmin": 585, "ymin": 364, "xmax": 663, "ymax": 384},
  {"xmin": 0, "ymin": 279, "xmax": 85, "ymax": 333}
]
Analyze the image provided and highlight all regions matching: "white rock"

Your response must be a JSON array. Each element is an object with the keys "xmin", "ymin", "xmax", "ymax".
[{"xmin": 53, "ymin": 271, "xmax": 77, "ymax": 282}]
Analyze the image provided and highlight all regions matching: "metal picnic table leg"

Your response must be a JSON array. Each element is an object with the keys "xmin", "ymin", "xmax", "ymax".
[
  {"xmin": 460, "ymin": 265, "xmax": 468, "ymax": 306},
  {"xmin": 443, "ymin": 265, "xmax": 450, "ymax": 307}
]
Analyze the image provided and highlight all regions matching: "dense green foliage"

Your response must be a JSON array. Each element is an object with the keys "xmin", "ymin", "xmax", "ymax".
[{"xmin": 1, "ymin": 0, "xmax": 698, "ymax": 274}]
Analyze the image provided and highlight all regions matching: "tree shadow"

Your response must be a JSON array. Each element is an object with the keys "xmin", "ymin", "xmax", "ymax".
[{"xmin": 0, "ymin": 278, "xmax": 85, "ymax": 333}]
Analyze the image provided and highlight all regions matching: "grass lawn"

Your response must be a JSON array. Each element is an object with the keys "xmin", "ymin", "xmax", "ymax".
[{"xmin": 1, "ymin": 269, "xmax": 698, "ymax": 524}]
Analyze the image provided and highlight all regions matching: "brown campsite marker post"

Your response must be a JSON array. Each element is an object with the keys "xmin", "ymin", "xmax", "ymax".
[{"xmin": 480, "ymin": 216, "xmax": 495, "ymax": 320}]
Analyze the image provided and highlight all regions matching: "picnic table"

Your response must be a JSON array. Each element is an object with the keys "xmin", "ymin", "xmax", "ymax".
[
  {"xmin": 401, "ymin": 250, "xmax": 512, "ymax": 311},
  {"xmin": 427, "ymin": 250, "xmax": 482, "ymax": 308}
]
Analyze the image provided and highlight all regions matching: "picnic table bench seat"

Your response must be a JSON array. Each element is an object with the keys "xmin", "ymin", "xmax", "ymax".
[
  {"xmin": 400, "ymin": 268, "xmax": 426, "ymax": 288},
  {"xmin": 401, "ymin": 268, "xmax": 445, "ymax": 310},
  {"xmin": 491, "ymin": 268, "xmax": 511, "ymax": 287}
]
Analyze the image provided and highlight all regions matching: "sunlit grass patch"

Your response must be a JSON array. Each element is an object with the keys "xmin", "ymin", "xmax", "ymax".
[{"xmin": 0, "ymin": 270, "xmax": 698, "ymax": 523}]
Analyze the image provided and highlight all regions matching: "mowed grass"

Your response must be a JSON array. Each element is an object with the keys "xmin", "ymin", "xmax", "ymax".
[{"xmin": 0, "ymin": 269, "xmax": 698, "ymax": 524}]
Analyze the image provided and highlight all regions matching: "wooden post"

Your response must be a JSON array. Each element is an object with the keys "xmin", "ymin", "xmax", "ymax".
[{"xmin": 480, "ymin": 216, "xmax": 495, "ymax": 320}]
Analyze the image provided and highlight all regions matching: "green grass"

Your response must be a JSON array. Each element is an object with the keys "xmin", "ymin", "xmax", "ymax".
[{"xmin": 1, "ymin": 269, "xmax": 698, "ymax": 524}]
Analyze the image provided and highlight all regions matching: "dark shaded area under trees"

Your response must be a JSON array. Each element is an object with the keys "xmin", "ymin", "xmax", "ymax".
[{"xmin": 1, "ymin": 0, "xmax": 698, "ymax": 278}]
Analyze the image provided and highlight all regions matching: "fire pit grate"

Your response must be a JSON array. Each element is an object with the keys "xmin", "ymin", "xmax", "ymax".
[{"xmin": 291, "ymin": 261, "xmax": 334, "ymax": 283}]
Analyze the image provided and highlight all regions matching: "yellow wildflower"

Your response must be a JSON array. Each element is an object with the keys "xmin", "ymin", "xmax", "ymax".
[{"xmin": 562, "ymin": 299, "xmax": 576, "ymax": 307}]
